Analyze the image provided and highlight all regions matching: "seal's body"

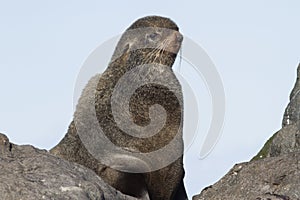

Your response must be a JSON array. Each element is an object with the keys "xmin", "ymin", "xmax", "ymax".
[{"xmin": 51, "ymin": 16, "xmax": 187, "ymax": 200}]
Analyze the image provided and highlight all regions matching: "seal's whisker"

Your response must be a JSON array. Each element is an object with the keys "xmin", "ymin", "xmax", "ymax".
[
  {"xmin": 149, "ymin": 40, "xmax": 165, "ymax": 63},
  {"xmin": 145, "ymin": 47, "xmax": 161, "ymax": 64},
  {"xmin": 154, "ymin": 39, "xmax": 169, "ymax": 63}
]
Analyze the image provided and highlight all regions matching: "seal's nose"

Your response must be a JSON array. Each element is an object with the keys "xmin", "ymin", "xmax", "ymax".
[{"xmin": 176, "ymin": 32, "xmax": 183, "ymax": 43}]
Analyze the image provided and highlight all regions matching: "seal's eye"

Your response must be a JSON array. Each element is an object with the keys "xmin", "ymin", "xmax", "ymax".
[{"xmin": 147, "ymin": 32, "xmax": 160, "ymax": 41}]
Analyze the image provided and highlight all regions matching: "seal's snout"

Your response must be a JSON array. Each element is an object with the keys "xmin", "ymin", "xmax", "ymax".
[
  {"xmin": 172, "ymin": 31, "xmax": 183, "ymax": 46},
  {"xmin": 167, "ymin": 31, "xmax": 183, "ymax": 54},
  {"xmin": 176, "ymin": 32, "xmax": 183, "ymax": 43}
]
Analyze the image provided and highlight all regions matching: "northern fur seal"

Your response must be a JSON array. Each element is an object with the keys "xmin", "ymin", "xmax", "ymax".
[{"xmin": 51, "ymin": 16, "xmax": 187, "ymax": 200}]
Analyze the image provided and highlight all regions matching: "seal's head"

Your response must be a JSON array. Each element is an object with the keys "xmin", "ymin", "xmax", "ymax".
[
  {"xmin": 127, "ymin": 15, "xmax": 179, "ymax": 31},
  {"xmin": 111, "ymin": 16, "xmax": 183, "ymax": 67}
]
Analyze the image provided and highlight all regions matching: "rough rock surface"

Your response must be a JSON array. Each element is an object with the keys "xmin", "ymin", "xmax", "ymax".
[
  {"xmin": 193, "ymin": 63, "xmax": 300, "ymax": 200},
  {"xmin": 193, "ymin": 153, "xmax": 299, "ymax": 200},
  {"xmin": 253, "ymin": 64, "xmax": 300, "ymax": 160},
  {"xmin": 283, "ymin": 63, "xmax": 300, "ymax": 127},
  {"xmin": 253, "ymin": 123, "xmax": 300, "ymax": 160},
  {"xmin": 0, "ymin": 133, "xmax": 141, "ymax": 200}
]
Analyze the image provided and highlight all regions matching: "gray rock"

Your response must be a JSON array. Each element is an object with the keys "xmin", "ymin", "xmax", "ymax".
[
  {"xmin": 0, "ymin": 133, "xmax": 141, "ymax": 200},
  {"xmin": 283, "ymin": 63, "xmax": 300, "ymax": 127},
  {"xmin": 268, "ymin": 123, "xmax": 300, "ymax": 157},
  {"xmin": 193, "ymin": 153, "xmax": 300, "ymax": 200},
  {"xmin": 253, "ymin": 123, "xmax": 300, "ymax": 160},
  {"xmin": 193, "ymin": 63, "xmax": 300, "ymax": 200},
  {"xmin": 253, "ymin": 63, "xmax": 300, "ymax": 160}
]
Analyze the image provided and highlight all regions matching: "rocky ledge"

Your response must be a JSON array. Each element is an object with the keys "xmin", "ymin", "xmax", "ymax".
[
  {"xmin": 193, "ymin": 63, "xmax": 300, "ymax": 200},
  {"xmin": 0, "ymin": 133, "xmax": 141, "ymax": 200},
  {"xmin": 193, "ymin": 152, "xmax": 299, "ymax": 200}
]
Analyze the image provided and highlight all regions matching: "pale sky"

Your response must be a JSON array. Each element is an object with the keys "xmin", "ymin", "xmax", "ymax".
[{"xmin": 0, "ymin": 1, "xmax": 299, "ymax": 199}]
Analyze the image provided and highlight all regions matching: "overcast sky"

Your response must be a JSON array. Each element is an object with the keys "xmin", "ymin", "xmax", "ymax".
[{"xmin": 0, "ymin": 1, "xmax": 299, "ymax": 199}]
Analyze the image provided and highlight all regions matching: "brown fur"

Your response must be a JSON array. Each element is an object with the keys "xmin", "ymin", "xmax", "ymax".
[{"xmin": 51, "ymin": 16, "xmax": 187, "ymax": 200}]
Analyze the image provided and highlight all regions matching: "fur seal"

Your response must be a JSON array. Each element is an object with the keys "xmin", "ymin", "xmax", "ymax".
[{"xmin": 51, "ymin": 16, "xmax": 187, "ymax": 200}]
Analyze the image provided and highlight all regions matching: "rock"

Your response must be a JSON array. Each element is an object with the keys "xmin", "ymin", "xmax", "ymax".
[
  {"xmin": 193, "ymin": 63, "xmax": 300, "ymax": 200},
  {"xmin": 0, "ymin": 133, "xmax": 11, "ymax": 154},
  {"xmin": 0, "ymin": 133, "xmax": 142, "ymax": 200},
  {"xmin": 253, "ymin": 123, "xmax": 300, "ymax": 160},
  {"xmin": 253, "ymin": 64, "xmax": 300, "ymax": 160},
  {"xmin": 193, "ymin": 153, "xmax": 300, "ymax": 200},
  {"xmin": 283, "ymin": 63, "xmax": 300, "ymax": 127},
  {"xmin": 268, "ymin": 124, "xmax": 300, "ymax": 157}
]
